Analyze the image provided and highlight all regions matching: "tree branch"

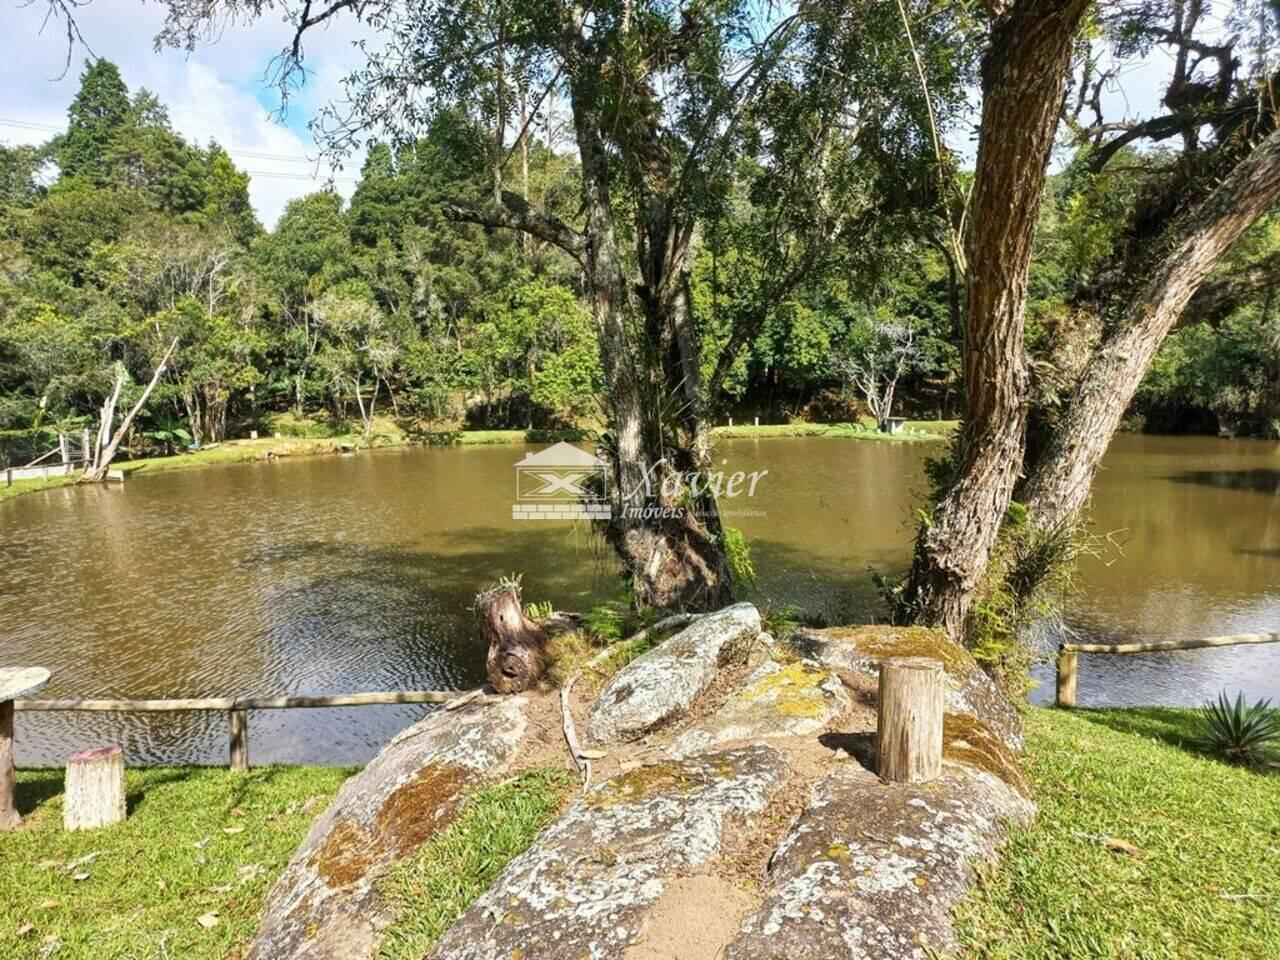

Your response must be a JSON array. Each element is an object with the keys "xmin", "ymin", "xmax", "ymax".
[{"xmin": 442, "ymin": 190, "xmax": 586, "ymax": 263}]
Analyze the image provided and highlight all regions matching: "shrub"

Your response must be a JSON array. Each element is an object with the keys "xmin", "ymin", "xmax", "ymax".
[{"xmin": 1193, "ymin": 691, "xmax": 1280, "ymax": 766}]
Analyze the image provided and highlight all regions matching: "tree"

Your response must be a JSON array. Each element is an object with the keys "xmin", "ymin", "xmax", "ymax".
[
  {"xmin": 56, "ymin": 59, "xmax": 130, "ymax": 185},
  {"xmin": 136, "ymin": 0, "xmax": 967, "ymax": 610},
  {"xmin": 900, "ymin": 0, "xmax": 1092, "ymax": 637},
  {"xmin": 835, "ymin": 316, "xmax": 924, "ymax": 431}
]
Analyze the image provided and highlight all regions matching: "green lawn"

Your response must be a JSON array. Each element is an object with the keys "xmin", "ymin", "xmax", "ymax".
[
  {"xmin": 710, "ymin": 418, "xmax": 957, "ymax": 441},
  {"xmin": 958, "ymin": 707, "xmax": 1280, "ymax": 959},
  {"xmin": 0, "ymin": 765, "xmax": 350, "ymax": 960}
]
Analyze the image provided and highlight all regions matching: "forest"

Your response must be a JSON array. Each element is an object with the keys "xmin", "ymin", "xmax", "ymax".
[{"xmin": 3, "ymin": 50, "xmax": 1276, "ymax": 469}]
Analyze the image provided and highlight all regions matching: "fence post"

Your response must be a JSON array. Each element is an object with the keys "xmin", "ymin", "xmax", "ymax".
[
  {"xmin": 81, "ymin": 428, "xmax": 91, "ymax": 463},
  {"xmin": 229, "ymin": 708, "xmax": 249, "ymax": 772},
  {"xmin": 1056, "ymin": 649, "xmax": 1078, "ymax": 708},
  {"xmin": 877, "ymin": 657, "xmax": 944, "ymax": 784}
]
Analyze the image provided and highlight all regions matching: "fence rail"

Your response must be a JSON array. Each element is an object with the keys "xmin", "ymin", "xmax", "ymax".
[
  {"xmin": 1055, "ymin": 632, "xmax": 1280, "ymax": 707},
  {"xmin": 15, "ymin": 688, "xmax": 474, "ymax": 771}
]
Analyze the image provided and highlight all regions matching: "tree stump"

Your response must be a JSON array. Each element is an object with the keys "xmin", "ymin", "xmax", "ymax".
[
  {"xmin": 64, "ymin": 746, "xmax": 126, "ymax": 831},
  {"xmin": 477, "ymin": 581, "xmax": 548, "ymax": 694},
  {"xmin": 877, "ymin": 657, "xmax": 944, "ymax": 784}
]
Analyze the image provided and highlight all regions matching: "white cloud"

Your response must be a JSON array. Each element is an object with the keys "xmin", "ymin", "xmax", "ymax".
[{"xmin": 0, "ymin": 0, "xmax": 369, "ymax": 226}]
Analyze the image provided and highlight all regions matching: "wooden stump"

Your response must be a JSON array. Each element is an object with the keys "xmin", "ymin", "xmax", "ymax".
[
  {"xmin": 229, "ymin": 708, "xmax": 249, "ymax": 772},
  {"xmin": 1056, "ymin": 649, "xmax": 1078, "ymax": 708},
  {"xmin": 0, "ymin": 701, "xmax": 18, "ymax": 830},
  {"xmin": 877, "ymin": 657, "xmax": 944, "ymax": 784},
  {"xmin": 64, "ymin": 746, "xmax": 126, "ymax": 831},
  {"xmin": 477, "ymin": 581, "xmax": 548, "ymax": 694}
]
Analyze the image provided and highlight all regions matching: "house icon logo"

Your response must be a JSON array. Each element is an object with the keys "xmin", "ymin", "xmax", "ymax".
[{"xmin": 513, "ymin": 442, "xmax": 611, "ymax": 521}]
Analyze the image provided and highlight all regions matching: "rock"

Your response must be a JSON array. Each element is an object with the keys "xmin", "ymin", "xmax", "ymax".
[
  {"xmin": 788, "ymin": 625, "xmax": 1024, "ymax": 752},
  {"xmin": 726, "ymin": 760, "xmax": 1034, "ymax": 960},
  {"xmin": 670, "ymin": 659, "xmax": 851, "ymax": 757},
  {"xmin": 434, "ymin": 744, "xmax": 789, "ymax": 960},
  {"xmin": 586, "ymin": 602, "xmax": 762, "ymax": 744},
  {"xmin": 247, "ymin": 695, "xmax": 528, "ymax": 960}
]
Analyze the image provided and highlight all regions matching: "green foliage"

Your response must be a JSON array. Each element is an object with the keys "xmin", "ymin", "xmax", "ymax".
[
  {"xmin": 1194, "ymin": 692, "xmax": 1280, "ymax": 767},
  {"xmin": 722, "ymin": 525, "xmax": 756, "ymax": 586},
  {"xmin": 375, "ymin": 769, "xmax": 572, "ymax": 960}
]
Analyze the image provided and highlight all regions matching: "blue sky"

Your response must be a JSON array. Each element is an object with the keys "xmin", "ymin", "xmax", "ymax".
[{"xmin": 0, "ymin": 0, "xmax": 369, "ymax": 226}]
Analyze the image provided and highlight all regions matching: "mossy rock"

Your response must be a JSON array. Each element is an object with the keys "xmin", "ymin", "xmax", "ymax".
[
  {"xmin": 669, "ymin": 659, "xmax": 851, "ymax": 757},
  {"xmin": 789, "ymin": 625, "xmax": 1024, "ymax": 752}
]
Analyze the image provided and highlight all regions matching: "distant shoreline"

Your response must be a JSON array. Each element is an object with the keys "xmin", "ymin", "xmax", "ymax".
[{"xmin": 0, "ymin": 419, "xmax": 957, "ymax": 506}]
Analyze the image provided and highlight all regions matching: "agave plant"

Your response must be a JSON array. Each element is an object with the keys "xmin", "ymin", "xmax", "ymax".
[{"xmin": 1194, "ymin": 692, "xmax": 1280, "ymax": 766}]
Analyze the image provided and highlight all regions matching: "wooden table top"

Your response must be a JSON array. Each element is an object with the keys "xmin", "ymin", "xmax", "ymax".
[{"xmin": 0, "ymin": 667, "xmax": 50, "ymax": 702}]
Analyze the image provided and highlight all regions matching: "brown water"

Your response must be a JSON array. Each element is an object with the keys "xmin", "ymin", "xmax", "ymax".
[{"xmin": 1, "ymin": 434, "xmax": 1277, "ymax": 765}]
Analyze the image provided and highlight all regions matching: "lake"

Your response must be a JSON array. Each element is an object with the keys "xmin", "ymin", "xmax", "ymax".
[{"xmin": 2, "ymin": 433, "xmax": 1277, "ymax": 765}]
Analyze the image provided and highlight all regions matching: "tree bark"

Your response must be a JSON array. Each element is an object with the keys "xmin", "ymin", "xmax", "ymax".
[
  {"xmin": 1021, "ymin": 129, "xmax": 1280, "ymax": 533},
  {"xmin": 901, "ymin": 0, "xmax": 1089, "ymax": 637},
  {"xmin": 478, "ymin": 581, "xmax": 548, "ymax": 694}
]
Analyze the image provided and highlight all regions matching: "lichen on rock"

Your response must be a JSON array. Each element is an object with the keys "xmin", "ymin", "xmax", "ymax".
[
  {"xmin": 247, "ymin": 695, "xmax": 529, "ymax": 960},
  {"xmin": 432, "ymin": 744, "xmax": 789, "ymax": 960},
  {"xmin": 725, "ymin": 760, "xmax": 1034, "ymax": 960},
  {"xmin": 586, "ymin": 602, "xmax": 763, "ymax": 744},
  {"xmin": 788, "ymin": 625, "xmax": 1025, "ymax": 752},
  {"xmin": 669, "ymin": 659, "xmax": 851, "ymax": 758}
]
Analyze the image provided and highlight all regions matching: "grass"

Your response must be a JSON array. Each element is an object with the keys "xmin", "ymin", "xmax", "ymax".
[
  {"xmin": 710, "ymin": 418, "xmax": 957, "ymax": 441},
  {"xmin": 0, "ymin": 765, "xmax": 350, "ymax": 960},
  {"xmin": 958, "ymin": 707, "xmax": 1280, "ymax": 959},
  {"xmin": 375, "ymin": 768, "xmax": 573, "ymax": 960}
]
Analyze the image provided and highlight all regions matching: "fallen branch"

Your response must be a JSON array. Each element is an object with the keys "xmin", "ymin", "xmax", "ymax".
[{"xmin": 560, "ymin": 673, "xmax": 590, "ymax": 791}]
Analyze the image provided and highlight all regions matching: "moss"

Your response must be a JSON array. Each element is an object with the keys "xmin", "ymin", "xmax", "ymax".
[
  {"xmin": 313, "ymin": 762, "xmax": 471, "ymax": 888},
  {"xmin": 377, "ymin": 762, "xmax": 471, "ymax": 853},
  {"xmin": 739, "ymin": 661, "xmax": 833, "ymax": 719},
  {"xmin": 943, "ymin": 713, "xmax": 1030, "ymax": 795},
  {"xmin": 587, "ymin": 757, "xmax": 735, "ymax": 808},
  {"xmin": 313, "ymin": 817, "xmax": 381, "ymax": 887},
  {"xmin": 817, "ymin": 625, "xmax": 974, "ymax": 677}
]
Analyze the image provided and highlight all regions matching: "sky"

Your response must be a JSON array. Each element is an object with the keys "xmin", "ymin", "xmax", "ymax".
[
  {"xmin": 0, "ymin": 0, "xmax": 370, "ymax": 227},
  {"xmin": 0, "ymin": 0, "xmax": 1185, "ymax": 228}
]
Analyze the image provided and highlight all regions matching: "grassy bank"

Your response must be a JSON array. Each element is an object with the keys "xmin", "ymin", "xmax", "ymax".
[
  {"xmin": 1, "ymin": 418, "xmax": 958, "ymax": 506},
  {"xmin": 3, "ymin": 707, "xmax": 1275, "ymax": 958},
  {"xmin": 0, "ymin": 765, "xmax": 350, "ymax": 959},
  {"xmin": 959, "ymin": 707, "xmax": 1280, "ymax": 959},
  {"xmin": 710, "ymin": 418, "xmax": 958, "ymax": 441}
]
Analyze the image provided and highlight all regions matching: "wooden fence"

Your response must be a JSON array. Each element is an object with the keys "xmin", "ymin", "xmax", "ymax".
[
  {"xmin": 14, "ymin": 689, "xmax": 473, "ymax": 771},
  {"xmin": 1055, "ymin": 632, "xmax": 1280, "ymax": 707}
]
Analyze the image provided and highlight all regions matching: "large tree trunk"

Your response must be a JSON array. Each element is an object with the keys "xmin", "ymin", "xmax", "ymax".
[
  {"xmin": 901, "ymin": 0, "xmax": 1089, "ymax": 637},
  {"xmin": 566, "ymin": 53, "xmax": 732, "ymax": 612},
  {"xmin": 1020, "ymin": 129, "xmax": 1280, "ymax": 533}
]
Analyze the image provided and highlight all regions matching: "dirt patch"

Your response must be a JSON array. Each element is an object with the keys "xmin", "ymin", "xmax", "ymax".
[{"xmin": 622, "ymin": 874, "xmax": 758, "ymax": 960}]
